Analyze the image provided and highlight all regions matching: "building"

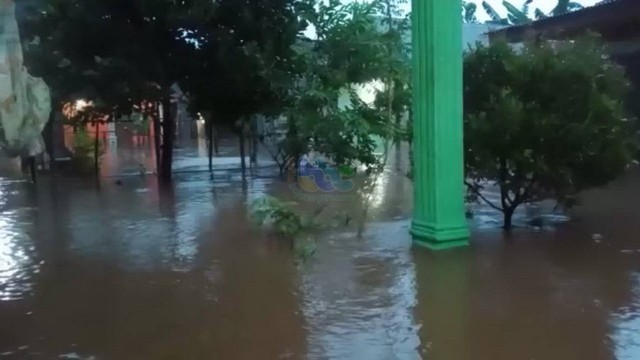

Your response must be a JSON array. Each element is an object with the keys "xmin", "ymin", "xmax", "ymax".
[{"xmin": 489, "ymin": 0, "xmax": 640, "ymax": 117}]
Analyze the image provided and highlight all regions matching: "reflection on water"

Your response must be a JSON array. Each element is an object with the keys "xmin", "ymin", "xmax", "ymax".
[
  {"xmin": 612, "ymin": 272, "xmax": 640, "ymax": 360},
  {"xmin": 0, "ymin": 177, "xmax": 41, "ymax": 301},
  {"xmin": 302, "ymin": 224, "xmax": 420, "ymax": 359},
  {"xmin": 0, "ymin": 211, "xmax": 37, "ymax": 301},
  {"xmin": 0, "ymin": 166, "xmax": 637, "ymax": 359}
]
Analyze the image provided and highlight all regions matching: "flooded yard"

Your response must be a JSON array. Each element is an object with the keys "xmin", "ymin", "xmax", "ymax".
[{"xmin": 0, "ymin": 166, "xmax": 638, "ymax": 359}]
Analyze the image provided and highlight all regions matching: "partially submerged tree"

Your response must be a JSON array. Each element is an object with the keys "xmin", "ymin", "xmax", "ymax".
[
  {"xmin": 184, "ymin": 0, "xmax": 306, "ymax": 173},
  {"xmin": 464, "ymin": 37, "xmax": 636, "ymax": 229},
  {"xmin": 20, "ymin": 0, "xmax": 212, "ymax": 180}
]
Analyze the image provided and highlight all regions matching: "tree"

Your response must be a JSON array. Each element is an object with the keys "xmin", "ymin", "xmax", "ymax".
[
  {"xmin": 20, "ymin": 0, "xmax": 211, "ymax": 180},
  {"xmin": 482, "ymin": 0, "xmax": 532, "ymax": 25},
  {"xmin": 183, "ymin": 0, "xmax": 306, "ymax": 173},
  {"xmin": 550, "ymin": 0, "xmax": 584, "ymax": 16},
  {"xmin": 481, "ymin": 1, "xmax": 507, "ymax": 24},
  {"xmin": 482, "ymin": 0, "xmax": 584, "ymax": 25},
  {"xmin": 503, "ymin": 0, "xmax": 532, "ymax": 25},
  {"xmin": 535, "ymin": 0, "xmax": 585, "ymax": 19},
  {"xmin": 463, "ymin": 37, "xmax": 636, "ymax": 229}
]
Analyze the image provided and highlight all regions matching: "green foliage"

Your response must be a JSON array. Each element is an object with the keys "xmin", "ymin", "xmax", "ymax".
[
  {"xmin": 262, "ymin": 0, "xmax": 408, "ymax": 171},
  {"xmin": 503, "ymin": 1, "xmax": 531, "ymax": 25},
  {"xmin": 551, "ymin": 0, "xmax": 584, "ymax": 16},
  {"xmin": 534, "ymin": 0, "xmax": 584, "ymax": 19},
  {"xmin": 70, "ymin": 129, "xmax": 103, "ymax": 175},
  {"xmin": 251, "ymin": 196, "xmax": 360, "ymax": 260},
  {"xmin": 183, "ymin": 0, "xmax": 306, "ymax": 129},
  {"xmin": 462, "ymin": 1, "xmax": 479, "ymax": 24},
  {"xmin": 464, "ymin": 36, "xmax": 636, "ymax": 229},
  {"xmin": 481, "ymin": 0, "xmax": 531, "ymax": 25},
  {"xmin": 252, "ymin": 196, "xmax": 315, "ymax": 238},
  {"xmin": 251, "ymin": 196, "xmax": 320, "ymax": 261},
  {"xmin": 23, "ymin": 0, "xmax": 305, "ymax": 177},
  {"xmin": 21, "ymin": 0, "xmax": 201, "ymax": 108},
  {"xmin": 65, "ymin": 104, "xmax": 110, "ymax": 129},
  {"xmin": 482, "ymin": 1, "xmax": 510, "ymax": 25},
  {"xmin": 130, "ymin": 111, "xmax": 151, "ymax": 134},
  {"xmin": 23, "ymin": 0, "xmax": 407, "ymax": 174},
  {"xmin": 481, "ymin": 0, "xmax": 584, "ymax": 25},
  {"xmin": 534, "ymin": 8, "xmax": 548, "ymax": 20}
]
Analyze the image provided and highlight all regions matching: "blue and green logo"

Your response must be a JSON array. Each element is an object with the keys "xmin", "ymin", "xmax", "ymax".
[{"xmin": 288, "ymin": 157, "xmax": 356, "ymax": 200}]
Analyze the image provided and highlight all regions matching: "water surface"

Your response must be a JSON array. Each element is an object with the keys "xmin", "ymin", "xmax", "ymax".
[{"xmin": 0, "ymin": 166, "xmax": 638, "ymax": 359}]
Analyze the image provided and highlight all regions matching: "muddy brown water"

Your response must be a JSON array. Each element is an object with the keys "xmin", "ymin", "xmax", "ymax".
[{"xmin": 0, "ymin": 166, "xmax": 638, "ymax": 359}]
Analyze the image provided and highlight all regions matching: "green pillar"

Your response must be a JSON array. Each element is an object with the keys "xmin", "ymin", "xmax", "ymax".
[{"xmin": 411, "ymin": 0, "xmax": 469, "ymax": 250}]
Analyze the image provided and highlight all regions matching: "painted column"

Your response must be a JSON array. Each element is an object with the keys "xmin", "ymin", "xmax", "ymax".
[{"xmin": 411, "ymin": 0, "xmax": 469, "ymax": 249}]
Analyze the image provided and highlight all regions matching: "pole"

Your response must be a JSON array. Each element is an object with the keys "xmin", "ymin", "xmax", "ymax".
[
  {"xmin": 410, "ymin": 0, "xmax": 469, "ymax": 249},
  {"xmin": 160, "ymin": 98, "xmax": 174, "ymax": 182},
  {"xmin": 207, "ymin": 117, "xmax": 213, "ymax": 172},
  {"xmin": 153, "ymin": 103, "xmax": 162, "ymax": 175},
  {"xmin": 94, "ymin": 122, "xmax": 100, "ymax": 176}
]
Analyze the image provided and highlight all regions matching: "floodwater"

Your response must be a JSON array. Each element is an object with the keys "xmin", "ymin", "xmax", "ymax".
[{"xmin": 0, "ymin": 161, "xmax": 639, "ymax": 359}]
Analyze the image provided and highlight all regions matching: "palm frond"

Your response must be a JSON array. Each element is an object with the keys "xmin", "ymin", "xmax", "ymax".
[
  {"xmin": 503, "ymin": 1, "xmax": 530, "ymax": 25},
  {"xmin": 482, "ymin": 1, "xmax": 506, "ymax": 23}
]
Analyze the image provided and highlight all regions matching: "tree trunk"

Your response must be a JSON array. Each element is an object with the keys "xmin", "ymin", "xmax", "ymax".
[
  {"xmin": 395, "ymin": 115, "xmax": 403, "ymax": 172},
  {"xmin": 94, "ymin": 123, "xmax": 100, "ymax": 176},
  {"xmin": 247, "ymin": 133, "xmax": 253, "ymax": 169},
  {"xmin": 503, "ymin": 208, "xmax": 514, "ymax": 230},
  {"xmin": 29, "ymin": 157, "xmax": 36, "ymax": 183},
  {"xmin": 499, "ymin": 158, "xmax": 511, "ymax": 230},
  {"xmin": 207, "ymin": 119, "xmax": 213, "ymax": 172},
  {"xmin": 153, "ymin": 104, "xmax": 162, "ymax": 174},
  {"xmin": 251, "ymin": 136, "xmax": 258, "ymax": 165},
  {"xmin": 239, "ymin": 132, "xmax": 246, "ymax": 172},
  {"xmin": 213, "ymin": 125, "xmax": 220, "ymax": 155},
  {"xmin": 160, "ymin": 99, "xmax": 174, "ymax": 182},
  {"xmin": 22, "ymin": 156, "xmax": 36, "ymax": 183},
  {"xmin": 43, "ymin": 111, "xmax": 55, "ymax": 170}
]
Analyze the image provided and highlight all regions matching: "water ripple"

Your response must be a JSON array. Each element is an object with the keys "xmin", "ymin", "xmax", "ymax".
[{"xmin": 0, "ymin": 210, "xmax": 39, "ymax": 301}]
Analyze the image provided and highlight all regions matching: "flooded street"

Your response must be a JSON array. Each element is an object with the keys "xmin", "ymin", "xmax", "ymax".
[{"xmin": 0, "ymin": 165, "xmax": 638, "ymax": 359}]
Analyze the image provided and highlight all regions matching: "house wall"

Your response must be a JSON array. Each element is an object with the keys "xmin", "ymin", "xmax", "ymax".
[{"xmin": 463, "ymin": 23, "xmax": 505, "ymax": 49}]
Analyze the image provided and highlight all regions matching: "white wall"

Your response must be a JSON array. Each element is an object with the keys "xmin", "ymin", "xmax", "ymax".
[{"xmin": 463, "ymin": 23, "xmax": 505, "ymax": 50}]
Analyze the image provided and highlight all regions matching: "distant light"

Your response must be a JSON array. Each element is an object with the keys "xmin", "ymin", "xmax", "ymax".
[{"xmin": 75, "ymin": 99, "xmax": 92, "ymax": 111}]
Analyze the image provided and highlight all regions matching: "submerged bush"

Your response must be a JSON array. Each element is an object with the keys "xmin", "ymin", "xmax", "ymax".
[{"xmin": 251, "ymin": 197, "xmax": 318, "ymax": 261}]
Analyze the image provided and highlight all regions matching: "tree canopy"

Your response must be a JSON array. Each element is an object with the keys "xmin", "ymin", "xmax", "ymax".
[
  {"xmin": 464, "ymin": 36, "xmax": 636, "ymax": 229},
  {"xmin": 20, "ymin": 0, "xmax": 203, "ymax": 108}
]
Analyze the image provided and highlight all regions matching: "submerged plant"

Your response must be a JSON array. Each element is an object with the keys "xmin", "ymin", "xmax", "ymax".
[
  {"xmin": 251, "ymin": 196, "xmax": 320, "ymax": 261},
  {"xmin": 71, "ymin": 129, "xmax": 104, "ymax": 175},
  {"xmin": 252, "ymin": 197, "xmax": 313, "ymax": 237}
]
